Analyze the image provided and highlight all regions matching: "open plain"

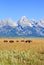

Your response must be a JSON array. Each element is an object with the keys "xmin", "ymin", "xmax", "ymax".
[
  {"xmin": 0, "ymin": 38, "xmax": 44, "ymax": 52},
  {"xmin": 0, "ymin": 38, "xmax": 44, "ymax": 65}
]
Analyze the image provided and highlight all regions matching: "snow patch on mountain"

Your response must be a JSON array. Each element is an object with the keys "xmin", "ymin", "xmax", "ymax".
[
  {"xmin": 37, "ymin": 20, "xmax": 44, "ymax": 27},
  {"xmin": 0, "ymin": 16, "xmax": 44, "ymax": 37},
  {"xmin": 18, "ymin": 16, "xmax": 33, "ymax": 27},
  {"xmin": 0, "ymin": 18, "xmax": 18, "ymax": 27}
]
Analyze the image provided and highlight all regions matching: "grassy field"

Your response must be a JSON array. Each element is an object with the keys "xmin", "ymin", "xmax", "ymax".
[{"xmin": 0, "ymin": 38, "xmax": 44, "ymax": 65}]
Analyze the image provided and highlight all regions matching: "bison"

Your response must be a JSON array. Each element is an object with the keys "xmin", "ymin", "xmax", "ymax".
[
  {"xmin": 25, "ymin": 40, "xmax": 32, "ymax": 43},
  {"xmin": 4, "ymin": 40, "xmax": 8, "ymax": 42},
  {"xmin": 21, "ymin": 40, "xmax": 25, "ymax": 42},
  {"xmin": 16, "ymin": 40, "xmax": 19, "ymax": 42},
  {"xmin": 9, "ymin": 40, "xmax": 14, "ymax": 43}
]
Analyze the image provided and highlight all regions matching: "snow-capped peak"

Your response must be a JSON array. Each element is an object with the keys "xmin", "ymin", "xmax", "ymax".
[
  {"xmin": 18, "ymin": 16, "xmax": 33, "ymax": 27},
  {"xmin": 7, "ymin": 18, "xmax": 18, "ymax": 27},
  {"xmin": 0, "ymin": 18, "xmax": 18, "ymax": 27},
  {"xmin": 37, "ymin": 20, "xmax": 44, "ymax": 27},
  {"xmin": 0, "ymin": 16, "xmax": 44, "ymax": 37}
]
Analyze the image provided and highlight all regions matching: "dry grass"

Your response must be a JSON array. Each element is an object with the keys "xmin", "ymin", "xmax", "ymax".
[
  {"xmin": 0, "ymin": 38, "xmax": 44, "ymax": 52},
  {"xmin": 0, "ymin": 38, "xmax": 44, "ymax": 65},
  {"xmin": 0, "ymin": 50, "xmax": 44, "ymax": 65}
]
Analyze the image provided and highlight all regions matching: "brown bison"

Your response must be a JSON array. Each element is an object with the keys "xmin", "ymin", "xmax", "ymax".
[
  {"xmin": 16, "ymin": 40, "xmax": 19, "ymax": 42},
  {"xmin": 4, "ymin": 40, "xmax": 8, "ymax": 42},
  {"xmin": 25, "ymin": 40, "xmax": 32, "ymax": 43},
  {"xmin": 21, "ymin": 40, "xmax": 25, "ymax": 42},
  {"xmin": 9, "ymin": 40, "xmax": 14, "ymax": 43}
]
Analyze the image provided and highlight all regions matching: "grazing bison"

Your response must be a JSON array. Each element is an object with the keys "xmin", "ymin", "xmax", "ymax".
[
  {"xmin": 25, "ymin": 40, "xmax": 32, "ymax": 43},
  {"xmin": 21, "ymin": 40, "xmax": 24, "ymax": 42},
  {"xmin": 4, "ymin": 40, "xmax": 8, "ymax": 42},
  {"xmin": 9, "ymin": 40, "xmax": 14, "ymax": 43},
  {"xmin": 16, "ymin": 40, "xmax": 19, "ymax": 42}
]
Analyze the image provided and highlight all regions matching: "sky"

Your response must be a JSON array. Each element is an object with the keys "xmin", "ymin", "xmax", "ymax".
[{"xmin": 0, "ymin": 0, "xmax": 44, "ymax": 21}]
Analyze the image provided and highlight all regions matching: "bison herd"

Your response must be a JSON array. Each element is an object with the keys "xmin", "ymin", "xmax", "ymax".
[
  {"xmin": 4, "ymin": 40, "xmax": 14, "ymax": 43},
  {"xmin": 3, "ymin": 39, "xmax": 32, "ymax": 43}
]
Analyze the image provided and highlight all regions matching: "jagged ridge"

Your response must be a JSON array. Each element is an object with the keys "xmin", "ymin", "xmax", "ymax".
[{"xmin": 0, "ymin": 16, "xmax": 44, "ymax": 38}]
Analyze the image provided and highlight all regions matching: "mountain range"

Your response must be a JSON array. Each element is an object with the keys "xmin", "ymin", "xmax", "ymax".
[{"xmin": 0, "ymin": 16, "xmax": 44, "ymax": 38}]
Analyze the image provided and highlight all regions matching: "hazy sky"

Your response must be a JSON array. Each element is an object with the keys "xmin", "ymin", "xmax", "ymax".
[{"xmin": 0, "ymin": 0, "xmax": 44, "ymax": 21}]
